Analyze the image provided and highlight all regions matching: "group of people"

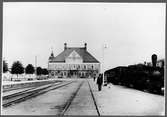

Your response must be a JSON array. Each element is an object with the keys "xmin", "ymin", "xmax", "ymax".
[{"xmin": 94, "ymin": 74, "xmax": 103, "ymax": 91}]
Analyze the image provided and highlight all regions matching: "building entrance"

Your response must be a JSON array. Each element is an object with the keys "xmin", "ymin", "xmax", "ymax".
[{"xmin": 68, "ymin": 70, "xmax": 79, "ymax": 78}]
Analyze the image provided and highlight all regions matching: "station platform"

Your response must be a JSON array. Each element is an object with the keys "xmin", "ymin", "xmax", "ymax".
[{"xmin": 87, "ymin": 79, "xmax": 164, "ymax": 116}]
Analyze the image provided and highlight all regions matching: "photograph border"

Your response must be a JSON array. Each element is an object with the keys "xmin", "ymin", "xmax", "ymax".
[{"xmin": 0, "ymin": 1, "xmax": 166, "ymax": 117}]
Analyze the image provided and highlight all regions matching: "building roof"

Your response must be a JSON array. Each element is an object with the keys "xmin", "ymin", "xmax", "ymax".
[{"xmin": 49, "ymin": 47, "xmax": 100, "ymax": 63}]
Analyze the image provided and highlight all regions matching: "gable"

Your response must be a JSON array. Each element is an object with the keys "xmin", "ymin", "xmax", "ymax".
[
  {"xmin": 65, "ymin": 50, "xmax": 83, "ymax": 63},
  {"xmin": 68, "ymin": 50, "xmax": 81, "ymax": 59}
]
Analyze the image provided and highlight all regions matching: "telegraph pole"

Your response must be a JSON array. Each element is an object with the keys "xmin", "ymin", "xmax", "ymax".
[{"xmin": 35, "ymin": 56, "xmax": 37, "ymax": 77}]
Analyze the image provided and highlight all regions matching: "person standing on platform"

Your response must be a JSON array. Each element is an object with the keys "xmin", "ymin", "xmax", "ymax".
[
  {"xmin": 97, "ymin": 74, "xmax": 103, "ymax": 91},
  {"xmin": 93, "ymin": 75, "xmax": 96, "ymax": 81}
]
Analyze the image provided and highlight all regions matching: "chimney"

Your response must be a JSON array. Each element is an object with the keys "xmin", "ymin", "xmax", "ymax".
[
  {"xmin": 84, "ymin": 43, "xmax": 87, "ymax": 50},
  {"xmin": 64, "ymin": 43, "xmax": 67, "ymax": 50}
]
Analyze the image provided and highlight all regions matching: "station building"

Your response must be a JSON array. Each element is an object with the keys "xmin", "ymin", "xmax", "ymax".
[{"xmin": 48, "ymin": 43, "xmax": 100, "ymax": 78}]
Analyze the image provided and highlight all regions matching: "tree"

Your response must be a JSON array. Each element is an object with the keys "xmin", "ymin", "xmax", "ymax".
[
  {"xmin": 3, "ymin": 60, "xmax": 8, "ymax": 73},
  {"xmin": 152, "ymin": 54, "xmax": 157, "ymax": 68},
  {"xmin": 161, "ymin": 60, "xmax": 164, "ymax": 68},
  {"xmin": 42, "ymin": 68, "xmax": 49, "ymax": 75},
  {"xmin": 11, "ymin": 61, "xmax": 24, "ymax": 78},
  {"xmin": 36, "ymin": 67, "xmax": 42, "ymax": 76},
  {"xmin": 25, "ymin": 64, "xmax": 35, "ymax": 74}
]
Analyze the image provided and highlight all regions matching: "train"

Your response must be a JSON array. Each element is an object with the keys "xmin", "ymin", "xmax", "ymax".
[{"xmin": 105, "ymin": 64, "xmax": 164, "ymax": 95}]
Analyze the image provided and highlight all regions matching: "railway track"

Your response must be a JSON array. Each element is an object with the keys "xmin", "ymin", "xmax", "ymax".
[
  {"xmin": 87, "ymin": 80, "xmax": 100, "ymax": 116},
  {"xmin": 3, "ymin": 81, "xmax": 75, "ymax": 108},
  {"xmin": 3, "ymin": 80, "xmax": 59, "ymax": 92},
  {"xmin": 58, "ymin": 81, "xmax": 84, "ymax": 116},
  {"xmin": 58, "ymin": 80, "xmax": 100, "ymax": 116}
]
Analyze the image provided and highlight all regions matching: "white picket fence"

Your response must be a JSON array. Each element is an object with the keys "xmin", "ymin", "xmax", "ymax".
[{"xmin": 2, "ymin": 72, "xmax": 48, "ymax": 81}]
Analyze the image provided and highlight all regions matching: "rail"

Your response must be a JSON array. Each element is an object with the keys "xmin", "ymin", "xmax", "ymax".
[{"xmin": 3, "ymin": 81, "xmax": 75, "ymax": 108}]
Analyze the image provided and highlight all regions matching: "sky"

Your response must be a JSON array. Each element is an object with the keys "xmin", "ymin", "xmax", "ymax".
[{"xmin": 3, "ymin": 2, "xmax": 165, "ymax": 71}]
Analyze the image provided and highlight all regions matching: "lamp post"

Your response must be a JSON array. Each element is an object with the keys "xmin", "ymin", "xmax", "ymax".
[{"xmin": 102, "ymin": 44, "xmax": 107, "ymax": 86}]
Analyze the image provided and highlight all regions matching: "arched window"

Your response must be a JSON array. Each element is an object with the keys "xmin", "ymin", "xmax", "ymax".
[
  {"xmin": 84, "ymin": 65, "xmax": 86, "ymax": 70},
  {"xmin": 51, "ymin": 71, "xmax": 54, "ymax": 76}
]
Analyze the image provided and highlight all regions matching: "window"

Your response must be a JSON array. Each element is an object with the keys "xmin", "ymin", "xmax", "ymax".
[{"xmin": 84, "ymin": 65, "xmax": 86, "ymax": 70}]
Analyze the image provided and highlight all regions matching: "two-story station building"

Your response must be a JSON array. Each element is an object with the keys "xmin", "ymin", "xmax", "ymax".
[{"xmin": 48, "ymin": 43, "xmax": 100, "ymax": 78}]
